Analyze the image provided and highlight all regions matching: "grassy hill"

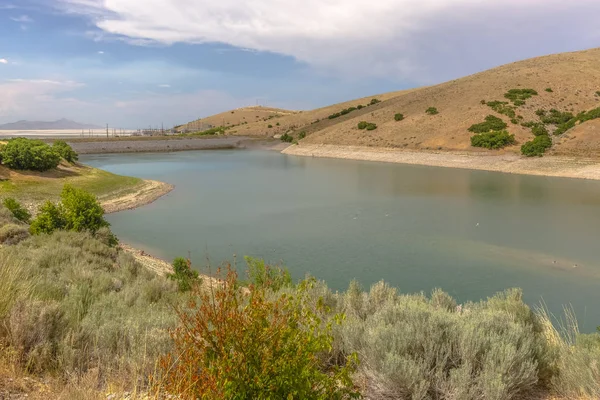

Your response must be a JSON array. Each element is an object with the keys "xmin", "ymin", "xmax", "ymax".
[{"xmin": 182, "ymin": 48, "xmax": 600, "ymax": 156}]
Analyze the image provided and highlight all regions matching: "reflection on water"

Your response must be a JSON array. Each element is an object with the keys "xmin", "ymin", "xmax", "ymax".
[{"xmin": 82, "ymin": 150, "xmax": 600, "ymax": 331}]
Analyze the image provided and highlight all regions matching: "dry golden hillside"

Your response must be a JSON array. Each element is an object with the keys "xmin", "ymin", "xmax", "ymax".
[
  {"xmin": 181, "ymin": 106, "xmax": 298, "ymax": 132},
  {"xmin": 183, "ymin": 48, "xmax": 600, "ymax": 155}
]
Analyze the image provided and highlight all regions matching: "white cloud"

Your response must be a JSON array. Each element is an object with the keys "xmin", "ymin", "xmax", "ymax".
[
  {"xmin": 158, "ymin": 84, "xmax": 171, "ymax": 88},
  {"xmin": 56, "ymin": 0, "xmax": 600, "ymax": 82},
  {"xmin": 0, "ymin": 59, "xmax": 8, "ymax": 64},
  {"xmin": 0, "ymin": 79, "xmax": 88, "ymax": 122},
  {"xmin": 10, "ymin": 15, "xmax": 33, "ymax": 23},
  {"xmin": 97, "ymin": 50, "xmax": 104, "ymax": 54}
]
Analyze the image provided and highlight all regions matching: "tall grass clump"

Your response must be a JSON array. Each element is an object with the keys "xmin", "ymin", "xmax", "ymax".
[
  {"xmin": 154, "ymin": 269, "xmax": 358, "ymax": 399},
  {"xmin": 336, "ymin": 284, "xmax": 551, "ymax": 400},
  {"xmin": 0, "ymin": 229, "xmax": 180, "ymax": 385}
]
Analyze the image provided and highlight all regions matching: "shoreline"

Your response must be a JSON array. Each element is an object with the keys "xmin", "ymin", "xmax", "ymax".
[
  {"xmin": 283, "ymin": 144, "xmax": 600, "ymax": 181},
  {"xmin": 101, "ymin": 179, "xmax": 174, "ymax": 214}
]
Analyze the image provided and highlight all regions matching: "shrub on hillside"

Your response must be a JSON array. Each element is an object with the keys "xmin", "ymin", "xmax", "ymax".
[
  {"xmin": 545, "ymin": 87, "xmax": 553, "ymax": 93},
  {"xmin": 365, "ymin": 123, "xmax": 377, "ymax": 131},
  {"xmin": 521, "ymin": 135, "xmax": 552, "ymax": 157},
  {"xmin": 425, "ymin": 107, "xmax": 439, "ymax": 115},
  {"xmin": 268, "ymin": 124, "xmax": 273, "ymax": 128},
  {"xmin": 0, "ymin": 138, "xmax": 60, "ymax": 171},
  {"xmin": 357, "ymin": 121, "xmax": 368, "ymax": 129},
  {"xmin": 394, "ymin": 113, "xmax": 404, "ymax": 121},
  {"xmin": 531, "ymin": 124, "xmax": 549, "ymax": 137},
  {"xmin": 504, "ymin": 88, "xmax": 538, "ymax": 105},
  {"xmin": 468, "ymin": 115, "xmax": 508, "ymax": 133},
  {"xmin": 298, "ymin": 131, "xmax": 306, "ymax": 139},
  {"xmin": 167, "ymin": 257, "xmax": 200, "ymax": 292},
  {"xmin": 596, "ymin": 91, "xmax": 600, "ymax": 97},
  {"xmin": 2, "ymin": 198, "xmax": 31, "ymax": 223},
  {"xmin": 540, "ymin": 109, "xmax": 575, "ymax": 125},
  {"xmin": 155, "ymin": 269, "xmax": 358, "ymax": 399},
  {"xmin": 486, "ymin": 100, "xmax": 516, "ymax": 118},
  {"xmin": 245, "ymin": 256, "xmax": 292, "ymax": 291},
  {"xmin": 280, "ymin": 133, "xmax": 293, "ymax": 143},
  {"xmin": 470, "ymin": 130, "xmax": 515, "ymax": 149},
  {"xmin": 30, "ymin": 185, "xmax": 109, "ymax": 235},
  {"xmin": 369, "ymin": 98, "xmax": 381, "ymax": 105},
  {"xmin": 52, "ymin": 140, "xmax": 78, "ymax": 163}
]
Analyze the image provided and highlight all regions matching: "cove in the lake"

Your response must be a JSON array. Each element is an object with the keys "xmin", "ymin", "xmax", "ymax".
[{"xmin": 82, "ymin": 150, "xmax": 600, "ymax": 331}]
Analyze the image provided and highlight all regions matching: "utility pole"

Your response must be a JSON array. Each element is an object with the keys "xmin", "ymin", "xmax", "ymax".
[{"xmin": 106, "ymin": 124, "xmax": 109, "ymax": 139}]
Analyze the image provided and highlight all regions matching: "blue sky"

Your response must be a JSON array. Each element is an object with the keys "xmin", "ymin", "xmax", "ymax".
[{"xmin": 0, "ymin": 0, "xmax": 599, "ymax": 128}]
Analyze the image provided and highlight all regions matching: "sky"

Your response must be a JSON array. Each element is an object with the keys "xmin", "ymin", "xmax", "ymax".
[{"xmin": 0, "ymin": 0, "xmax": 599, "ymax": 128}]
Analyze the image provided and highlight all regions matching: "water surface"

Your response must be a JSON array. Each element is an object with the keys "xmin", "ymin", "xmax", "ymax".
[{"xmin": 82, "ymin": 150, "xmax": 600, "ymax": 331}]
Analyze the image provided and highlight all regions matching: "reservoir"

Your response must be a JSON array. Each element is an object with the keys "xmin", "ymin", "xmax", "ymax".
[{"xmin": 82, "ymin": 149, "xmax": 600, "ymax": 331}]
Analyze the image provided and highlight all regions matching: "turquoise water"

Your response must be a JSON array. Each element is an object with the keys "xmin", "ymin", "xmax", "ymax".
[{"xmin": 82, "ymin": 150, "xmax": 600, "ymax": 331}]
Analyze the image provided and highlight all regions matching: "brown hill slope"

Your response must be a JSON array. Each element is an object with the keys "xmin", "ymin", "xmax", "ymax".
[
  {"xmin": 181, "ymin": 106, "xmax": 298, "ymax": 132},
  {"xmin": 182, "ymin": 48, "xmax": 600, "ymax": 155}
]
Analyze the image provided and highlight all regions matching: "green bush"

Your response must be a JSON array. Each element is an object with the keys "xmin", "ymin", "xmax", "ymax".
[
  {"xmin": 156, "ymin": 270, "xmax": 358, "ymax": 399},
  {"xmin": 167, "ymin": 257, "xmax": 200, "ymax": 292},
  {"xmin": 328, "ymin": 106, "xmax": 359, "ymax": 120},
  {"xmin": 365, "ymin": 123, "xmax": 377, "ymax": 131},
  {"xmin": 30, "ymin": 185, "xmax": 109, "ymax": 235},
  {"xmin": 357, "ymin": 121, "xmax": 368, "ymax": 129},
  {"xmin": 535, "ymin": 109, "xmax": 546, "ymax": 117},
  {"xmin": 52, "ymin": 140, "xmax": 78, "ymax": 163},
  {"xmin": 245, "ymin": 256, "xmax": 292, "ymax": 291},
  {"xmin": 540, "ymin": 109, "xmax": 574, "ymax": 125},
  {"xmin": 468, "ymin": 115, "xmax": 508, "ymax": 133},
  {"xmin": 394, "ymin": 113, "xmax": 404, "ymax": 121},
  {"xmin": 511, "ymin": 118, "xmax": 519, "ymax": 124},
  {"xmin": 425, "ymin": 107, "xmax": 439, "ymax": 115},
  {"xmin": 298, "ymin": 131, "xmax": 306, "ymax": 139},
  {"xmin": 268, "ymin": 124, "xmax": 273, "ymax": 128},
  {"xmin": 369, "ymin": 98, "xmax": 381, "ymax": 105},
  {"xmin": 521, "ymin": 135, "xmax": 552, "ymax": 157},
  {"xmin": 596, "ymin": 91, "xmax": 600, "ymax": 97},
  {"xmin": 0, "ymin": 138, "xmax": 61, "ymax": 171},
  {"xmin": 531, "ymin": 124, "xmax": 549, "ymax": 137},
  {"xmin": 545, "ymin": 88, "xmax": 553, "ymax": 93},
  {"xmin": 470, "ymin": 130, "xmax": 515, "ymax": 149},
  {"xmin": 2, "ymin": 198, "xmax": 31, "ymax": 223},
  {"xmin": 486, "ymin": 101, "xmax": 516, "ymax": 118},
  {"xmin": 504, "ymin": 88, "xmax": 538, "ymax": 105},
  {"xmin": 280, "ymin": 133, "xmax": 294, "ymax": 143}
]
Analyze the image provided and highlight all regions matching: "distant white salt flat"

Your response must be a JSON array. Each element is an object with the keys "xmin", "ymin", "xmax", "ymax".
[{"xmin": 0, "ymin": 129, "xmax": 135, "ymax": 138}]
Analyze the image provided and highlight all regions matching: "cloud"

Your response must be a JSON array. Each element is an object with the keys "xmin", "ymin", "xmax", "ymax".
[
  {"xmin": 158, "ymin": 84, "xmax": 171, "ymax": 88},
  {"xmin": 10, "ymin": 15, "xmax": 33, "ymax": 23},
  {"xmin": 0, "ymin": 78, "xmax": 88, "ymax": 123},
  {"xmin": 97, "ymin": 51, "xmax": 104, "ymax": 54},
  {"xmin": 56, "ymin": 0, "xmax": 600, "ymax": 82},
  {"xmin": 0, "ymin": 59, "xmax": 8, "ymax": 64}
]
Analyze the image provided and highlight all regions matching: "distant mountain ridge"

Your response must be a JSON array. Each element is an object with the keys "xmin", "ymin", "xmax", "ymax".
[{"xmin": 0, "ymin": 118, "xmax": 102, "ymax": 130}]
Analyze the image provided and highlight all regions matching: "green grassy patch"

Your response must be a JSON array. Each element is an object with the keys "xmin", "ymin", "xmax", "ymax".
[{"xmin": 0, "ymin": 163, "xmax": 143, "ymax": 208}]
